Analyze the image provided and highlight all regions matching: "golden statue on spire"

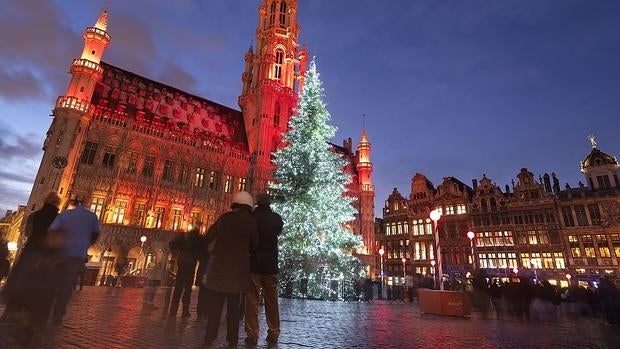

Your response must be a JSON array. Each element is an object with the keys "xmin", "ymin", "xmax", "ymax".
[{"xmin": 587, "ymin": 134, "xmax": 597, "ymax": 148}]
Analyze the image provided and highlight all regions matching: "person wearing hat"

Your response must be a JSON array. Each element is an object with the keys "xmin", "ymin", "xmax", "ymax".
[
  {"xmin": 244, "ymin": 193, "xmax": 283, "ymax": 345},
  {"xmin": 202, "ymin": 191, "xmax": 258, "ymax": 347}
]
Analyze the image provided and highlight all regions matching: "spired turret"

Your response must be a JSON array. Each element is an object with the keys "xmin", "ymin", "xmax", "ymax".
[
  {"xmin": 581, "ymin": 136, "xmax": 620, "ymax": 190},
  {"xmin": 27, "ymin": 7, "xmax": 112, "ymax": 212},
  {"xmin": 356, "ymin": 127, "xmax": 375, "ymax": 255}
]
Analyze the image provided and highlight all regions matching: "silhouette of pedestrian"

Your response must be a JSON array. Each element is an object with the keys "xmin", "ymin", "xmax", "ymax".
[
  {"xmin": 203, "ymin": 191, "xmax": 258, "ymax": 347},
  {"xmin": 244, "ymin": 193, "xmax": 283, "ymax": 345},
  {"xmin": 47, "ymin": 196, "xmax": 100, "ymax": 325},
  {"xmin": 168, "ymin": 225, "xmax": 202, "ymax": 318}
]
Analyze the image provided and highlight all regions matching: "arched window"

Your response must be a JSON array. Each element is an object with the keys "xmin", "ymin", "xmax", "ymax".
[
  {"xmin": 274, "ymin": 49, "xmax": 284, "ymax": 80},
  {"xmin": 274, "ymin": 102, "xmax": 281, "ymax": 127},
  {"xmin": 279, "ymin": 2, "xmax": 288, "ymax": 27}
]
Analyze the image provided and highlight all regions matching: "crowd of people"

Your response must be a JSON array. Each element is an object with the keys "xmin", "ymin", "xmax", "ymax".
[
  {"xmin": 0, "ymin": 192, "xmax": 100, "ymax": 347},
  {"xmin": 148, "ymin": 191, "xmax": 283, "ymax": 347}
]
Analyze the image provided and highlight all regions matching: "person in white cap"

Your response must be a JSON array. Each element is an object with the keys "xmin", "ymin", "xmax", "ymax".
[{"xmin": 202, "ymin": 191, "xmax": 258, "ymax": 347}]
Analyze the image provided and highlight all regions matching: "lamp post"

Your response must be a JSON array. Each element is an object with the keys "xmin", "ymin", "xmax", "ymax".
[
  {"xmin": 430, "ymin": 209, "xmax": 443, "ymax": 290},
  {"xmin": 140, "ymin": 235, "xmax": 147, "ymax": 276},
  {"xmin": 430, "ymin": 260, "xmax": 436, "ymax": 289},
  {"xmin": 566, "ymin": 273, "xmax": 572, "ymax": 286},
  {"xmin": 378, "ymin": 247, "xmax": 385, "ymax": 285},
  {"xmin": 467, "ymin": 231, "xmax": 475, "ymax": 270},
  {"xmin": 401, "ymin": 257, "xmax": 406, "ymax": 279}
]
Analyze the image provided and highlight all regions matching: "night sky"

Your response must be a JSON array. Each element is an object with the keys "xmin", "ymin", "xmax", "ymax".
[{"xmin": 1, "ymin": 0, "xmax": 619, "ymax": 216}]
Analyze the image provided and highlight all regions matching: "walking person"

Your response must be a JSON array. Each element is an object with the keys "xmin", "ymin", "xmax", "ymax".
[
  {"xmin": 244, "ymin": 193, "xmax": 283, "ymax": 345},
  {"xmin": 47, "ymin": 196, "xmax": 100, "ymax": 325},
  {"xmin": 168, "ymin": 225, "xmax": 202, "ymax": 318},
  {"xmin": 203, "ymin": 191, "xmax": 258, "ymax": 347},
  {"xmin": 1, "ymin": 192, "xmax": 60, "ymax": 325},
  {"xmin": 143, "ymin": 259, "xmax": 165, "ymax": 309}
]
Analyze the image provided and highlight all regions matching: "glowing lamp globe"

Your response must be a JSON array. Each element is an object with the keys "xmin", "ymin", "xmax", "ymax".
[
  {"xmin": 513, "ymin": 267, "xmax": 519, "ymax": 274},
  {"xmin": 429, "ymin": 209, "xmax": 442, "ymax": 222},
  {"xmin": 379, "ymin": 248, "xmax": 384, "ymax": 256},
  {"xmin": 566, "ymin": 273, "xmax": 572, "ymax": 280},
  {"xmin": 401, "ymin": 257, "xmax": 406, "ymax": 263},
  {"xmin": 140, "ymin": 236, "xmax": 147, "ymax": 243},
  {"xmin": 430, "ymin": 260, "xmax": 436, "ymax": 267},
  {"xmin": 467, "ymin": 231, "xmax": 475, "ymax": 240}
]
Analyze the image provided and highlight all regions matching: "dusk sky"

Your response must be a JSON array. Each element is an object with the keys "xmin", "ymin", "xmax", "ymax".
[{"xmin": 1, "ymin": 0, "xmax": 619, "ymax": 216}]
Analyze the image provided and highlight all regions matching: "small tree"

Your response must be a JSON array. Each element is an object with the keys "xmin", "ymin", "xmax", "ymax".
[{"xmin": 271, "ymin": 59, "xmax": 363, "ymax": 298}]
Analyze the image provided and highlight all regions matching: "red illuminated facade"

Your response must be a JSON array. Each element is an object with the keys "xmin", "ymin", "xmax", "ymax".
[{"xmin": 25, "ymin": 2, "xmax": 375, "ymax": 282}]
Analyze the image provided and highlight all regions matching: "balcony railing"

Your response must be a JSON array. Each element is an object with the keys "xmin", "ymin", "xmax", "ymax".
[
  {"xmin": 84, "ymin": 26, "xmax": 111, "ymax": 42},
  {"xmin": 71, "ymin": 58, "xmax": 103, "ymax": 75},
  {"xmin": 55, "ymin": 96, "xmax": 90, "ymax": 114}
]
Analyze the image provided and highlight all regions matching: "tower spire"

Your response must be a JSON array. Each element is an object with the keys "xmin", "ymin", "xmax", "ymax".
[{"xmin": 95, "ymin": 8, "xmax": 109, "ymax": 32}]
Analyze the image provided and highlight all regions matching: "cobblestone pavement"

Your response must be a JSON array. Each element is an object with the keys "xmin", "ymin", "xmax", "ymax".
[{"xmin": 1, "ymin": 286, "xmax": 619, "ymax": 349}]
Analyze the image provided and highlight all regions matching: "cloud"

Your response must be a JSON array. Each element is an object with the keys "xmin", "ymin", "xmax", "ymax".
[
  {"xmin": 0, "ymin": 170, "xmax": 35, "ymax": 185},
  {"xmin": 156, "ymin": 63, "xmax": 198, "ymax": 93},
  {"xmin": 0, "ymin": 123, "xmax": 41, "ymax": 160},
  {"xmin": 0, "ymin": 69, "xmax": 47, "ymax": 101}
]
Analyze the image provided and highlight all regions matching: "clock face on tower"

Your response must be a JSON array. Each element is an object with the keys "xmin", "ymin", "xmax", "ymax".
[{"xmin": 52, "ymin": 156, "xmax": 68, "ymax": 169}]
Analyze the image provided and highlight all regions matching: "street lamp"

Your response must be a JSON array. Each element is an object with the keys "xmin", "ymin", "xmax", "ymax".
[
  {"xmin": 513, "ymin": 267, "xmax": 518, "ymax": 276},
  {"xmin": 401, "ymin": 257, "xmax": 406, "ymax": 279},
  {"xmin": 430, "ymin": 260, "xmax": 437, "ymax": 289},
  {"xmin": 378, "ymin": 247, "xmax": 385, "ymax": 285},
  {"xmin": 566, "ymin": 273, "xmax": 572, "ymax": 286},
  {"xmin": 467, "ymin": 231, "xmax": 475, "ymax": 270},
  {"xmin": 140, "ymin": 236, "xmax": 147, "ymax": 276},
  {"xmin": 429, "ymin": 209, "xmax": 443, "ymax": 290}
]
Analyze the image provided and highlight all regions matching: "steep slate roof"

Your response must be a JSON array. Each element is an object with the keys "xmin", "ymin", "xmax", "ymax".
[{"xmin": 92, "ymin": 62, "xmax": 248, "ymax": 151}]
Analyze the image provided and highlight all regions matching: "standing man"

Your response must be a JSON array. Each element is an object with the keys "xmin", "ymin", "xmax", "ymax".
[
  {"xmin": 203, "ymin": 191, "xmax": 258, "ymax": 347},
  {"xmin": 47, "ymin": 196, "xmax": 100, "ymax": 325},
  {"xmin": 244, "ymin": 193, "xmax": 283, "ymax": 345},
  {"xmin": 168, "ymin": 225, "xmax": 201, "ymax": 318}
]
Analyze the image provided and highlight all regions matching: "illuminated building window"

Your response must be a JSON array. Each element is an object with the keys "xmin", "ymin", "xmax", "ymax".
[
  {"xmin": 507, "ymin": 253, "xmax": 517, "ymax": 268},
  {"xmin": 457, "ymin": 204, "xmax": 467, "ymax": 214},
  {"xmin": 179, "ymin": 164, "xmax": 189, "ymax": 185},
  {"xmin": 190, "ymin": 211, "xmax": 200, "ymax": 226},
  {"xmin": 80, "ymin": 141, "xmax": 98, "ymax": 165},
  {"xmin": 561, "ymin": 206, "xmax": 575, "ymax": 227},
  {"xmin": 142, "ymin": 155, "xmax": 155, "ymax": 178},
  {"xmin": 403, "ymin": 222, "xmax": 409, "ymax": 234},
  {"xmin": 111, "ymin": 201, "xmax": 127, "ymax": 224},
  {"xmin": 90, "ymin": 197, "xmax": 105, "ymax": 220},
  {"xmin": 596, "ymin": 234, "xmax": 608, "ymax": 243},
  {"xmin": 478, "ymin": 253, "xmax": 488, "ymax": 268},
  {"xmin": 102, "ymin": 146, "xmax": 117, "ymax": 169},
  {"xmin": 576, "ymin": 268, "xmax": 586, "ymax": 274},
  {"xmin": 274, "ymin": 102, "xmax": 281, "ymax": 127},
  {"xmin": 538, "ymin": 231, "xmax": 549, "ymax": 245},
  {"xmin": 397, "ymin": 222, "xmax": 402, "ymax": 235},
  {"xmin": 520, "ymin": 253, "xmax": 530, "ymax": 269},
  {"xmin": 615, "ymin": 246, "xmax": 620, "ymax": 258},
  {"xmin": 132, "ymin": 203, "xmax": 146, "ymax": 226},
  {"xmin": 208, "ymin": 171, "xmax": 219, "ymax": 190},
  {"xmin": 574, "ymin": 205, "xmax": 589, "ymax": 226},
  {"xmin": 153, "ymin": 207, "xmax": 165, "ymax": 229},
  {"xmin": 274, "ymin": 49, "xmax": 284, "ymax": 81},
  {"xmin": 428, "ymin": 244, "xmax": 434, "ymax": 260},
  {"xmin": 414, "ymin": 242, "xmax": 421, "ymax": 260},
  {"xmin": 584, "ymin": 247, "xmax": 596, "ymax": 258},
  {"xmin": 568, "ymin": 235, "xmax": 578, "ymax": 243},
  {"xmin": 126, "ymin": 151, "xmax": 138, "ymax": 174},
  {"xmin": 162, "ymin": 160, "xmax": 174, "ymax": 182},
  {"xmin": 600, "ymin": 247, "xmax": 611, "ymax": 258},
  {"xmin": 531, "ymin": 253, "xmax": 542, "ymax": 269},
  {"xmin": 238, "ymin": 177, "xmax": 247, "ymax": 191},
  {"xmin": 421, "ymin": 242, "xmax": 427, "ymax": 260},
  {"xmin": 224, "ymin": 175, "xmax": 233, "ymax": 193},
  {"xmin": 412, "ymin": 221, "xmax": 419, "ymax": 236},
  {"xmin": 497, "ymin": 253, "xmax": 507, "ymax": 268},
  {"xmin": 542, "ymin": 253, "xmax": 553, "ymax": 269},
  {"xmin": 571, "ymin": 247, "xmax": 582, "ymax": 258},
  {"xmin": 504, "ymin": 231, "xmax": 514, "ymax": 246},
  {"xmin": 171, "ymin": 208, "xmax": 182, "ymax": 230},
  {"xmin": 385, "ymin": 225, "xmax": 391, "ymax": 235},
  {"xmin": 528, "ymin": 231, "xmax": 538, "ymax": 245},
  {"xmin": 195, "ymin": 167, "xmax": 205, "ymax": 188},
  {"xmin": 425, "ymin": 221, "xmax": 432, "ymax": 235},
  {"xmin": 554, "ymin": 252, "xmax": 565, "ymax": 269}
]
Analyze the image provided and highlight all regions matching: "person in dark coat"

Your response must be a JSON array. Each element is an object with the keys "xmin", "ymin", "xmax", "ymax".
[
  {"xmin": 195, "ymin": 232, "xmax": 210, "ymax": 320},
  {"xmin": 168, "ymin": 226, "xmax": 202, "ymax": 318},
  {"xmin": 1, "ymin": 192, "xmax": 60, "ymax": 324},
  {"xmin": 244, "ymin": 193, "xmax": 283, "ymax": 345},
  {"xmin": 203, "ymin": 191, "xmax": 258, "ymax": 347}
]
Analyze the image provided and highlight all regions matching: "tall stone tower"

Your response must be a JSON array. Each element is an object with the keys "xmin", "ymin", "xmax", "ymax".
[
  {"xmin": 26, "ymin": 9, "xmax": 110, "ymax": 211},
  {"xmin": 356, "ymin": 128, "xmax": 375, "ymax": 254},
  {"xmin": 238, "ymin": 0, "xmax": 308, "ymax": 192}
]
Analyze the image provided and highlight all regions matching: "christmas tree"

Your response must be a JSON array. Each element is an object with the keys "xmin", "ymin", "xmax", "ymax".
[{"xmin": 270, "ymin": 59, "xmax": 363, "ymax": 299}]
